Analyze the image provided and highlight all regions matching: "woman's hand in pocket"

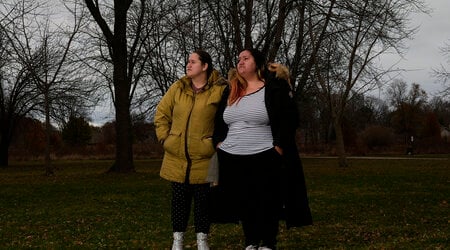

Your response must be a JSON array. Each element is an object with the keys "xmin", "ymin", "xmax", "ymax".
[{"xmin": 274, "ymin": 145, "xmax": 283, "ymax": 155}]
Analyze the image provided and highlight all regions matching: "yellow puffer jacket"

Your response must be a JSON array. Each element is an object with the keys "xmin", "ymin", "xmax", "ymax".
[{"xmin": 154, "ymin": 70, "xmax": 227, "ymax": 184}]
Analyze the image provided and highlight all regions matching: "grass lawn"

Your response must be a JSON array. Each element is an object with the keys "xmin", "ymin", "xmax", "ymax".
[{"xmin": 0, "ymin": 157, "xmax": 448, "ymax": 249}]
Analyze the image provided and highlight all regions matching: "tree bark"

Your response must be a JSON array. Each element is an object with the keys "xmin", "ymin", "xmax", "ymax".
[{"xmin": 109, "ymin": 77, "xmax": 134, "ymax": 173}]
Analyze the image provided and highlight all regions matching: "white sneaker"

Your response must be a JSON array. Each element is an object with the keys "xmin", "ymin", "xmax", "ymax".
[
  {"xmin": 172, "ymin": 232, "xmax": 184, "ymax": 250},
  {"xmin": 245, "ymin": 245, "xmax": 258, "ymax": 250},
  {"xmin": 258, "ymin": 247, "xmax": 272, "ymax": 250},
  {"xmin": 196, "ymin": 232, "xmax": 210, "ymax": 250}
]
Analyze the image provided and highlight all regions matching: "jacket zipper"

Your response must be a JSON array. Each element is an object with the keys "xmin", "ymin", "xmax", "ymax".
[{"xmin": 184, "ymin": 92, "xmax": 196, "ymax": 184}]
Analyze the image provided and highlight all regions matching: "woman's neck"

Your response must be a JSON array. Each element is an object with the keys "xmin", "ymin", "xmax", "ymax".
[
  {"xmin": 191, "ymin": 75, "xmax": 207, "ymax": 89},
  {"xmin": 245, "ymin": 73, "xmax": 264, "ymax": 85},
  {"xmin": 243, "ymin": 73, "xmax": 262, "ymax": 84},
  {"xmin": 244, "ymin": 76, "xmax": 265, "ymax": 95},
  {"xmin": 191, "ymin": 75, "xmax": 208, "ymax": 94}
]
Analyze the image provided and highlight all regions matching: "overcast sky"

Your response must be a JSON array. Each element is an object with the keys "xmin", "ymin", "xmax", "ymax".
[
  {"xmin": 90, "ymin": 0, "xmax": 450, "ymax": 125},
  {"xmin": 380, "ymin": 0, "xmax": 450, "ymax": 95}
]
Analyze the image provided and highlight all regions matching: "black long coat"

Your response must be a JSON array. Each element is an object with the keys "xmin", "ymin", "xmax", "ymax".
[{"xmin": 211, "ymin": 68, "xmax": 313, "ymax": 228}]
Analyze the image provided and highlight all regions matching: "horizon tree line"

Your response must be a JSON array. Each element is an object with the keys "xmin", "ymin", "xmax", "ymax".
[{"xmin": 2, "ymin": 0, "xmax": 448, "ymax": 171}]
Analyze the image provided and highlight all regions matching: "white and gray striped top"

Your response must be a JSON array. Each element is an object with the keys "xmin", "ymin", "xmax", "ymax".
[{"xmin": 218, "ymin": 87, "xmax": 273, "ymax": 155}]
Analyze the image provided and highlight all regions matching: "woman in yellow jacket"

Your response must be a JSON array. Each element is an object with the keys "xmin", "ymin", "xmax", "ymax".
[{"xmin": 154, "ymin": 50, "xmax": 227, "ymax": 250}]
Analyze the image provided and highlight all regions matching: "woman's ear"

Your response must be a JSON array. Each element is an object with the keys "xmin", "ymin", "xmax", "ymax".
[{"xmin": 202, "ymin": 63, "xmax": 209, "ymax": 72}]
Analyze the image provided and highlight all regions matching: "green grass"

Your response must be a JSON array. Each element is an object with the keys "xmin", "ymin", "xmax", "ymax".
[{"xmin": 0, "ymin": 157, "xmax": 448, "ymax": 249}]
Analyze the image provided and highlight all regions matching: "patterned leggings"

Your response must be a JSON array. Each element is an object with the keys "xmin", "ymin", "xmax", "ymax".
[{"xmin": 171, "ymin": 182, "xmax": 210, "ymax": 233}]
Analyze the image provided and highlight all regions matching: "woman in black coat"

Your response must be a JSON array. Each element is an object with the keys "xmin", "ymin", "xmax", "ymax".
[{"xmin": 210, "ymin": 48, "xmax": 312, "ymax": 249}]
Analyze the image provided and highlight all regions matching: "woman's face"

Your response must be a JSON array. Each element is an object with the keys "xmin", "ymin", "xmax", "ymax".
[
  {"xmin": 237, "ymin": 50, "xmax": 257, "ymax": 77},
  {"xmin": 186, "ymin": 53, "xmax": 207, "ymax": 78}
]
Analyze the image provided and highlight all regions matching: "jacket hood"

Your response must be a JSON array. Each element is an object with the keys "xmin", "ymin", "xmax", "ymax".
[
  {"xmin": 208, "ymin": 69, "xmax": 228, "ymax": 86},
  {"xmin": 227, "ymin": 68, "xmax": 238, "ymax": 82},
  {"xmin": 267, "ymin": 63, "xmax": 291, "ymax": 86}
]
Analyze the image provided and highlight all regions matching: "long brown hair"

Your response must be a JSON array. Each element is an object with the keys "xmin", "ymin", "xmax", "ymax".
[{"xmin": 228, "ymin": 48, "xmax": 266, "ymax": 105}]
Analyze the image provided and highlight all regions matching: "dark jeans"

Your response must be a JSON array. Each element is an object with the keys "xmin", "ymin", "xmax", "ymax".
[{"xmin": 217, "ymin": 148, "xmax": 281, "ymax": 248}]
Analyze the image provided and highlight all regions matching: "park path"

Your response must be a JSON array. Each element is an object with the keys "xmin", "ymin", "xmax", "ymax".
[{"xmin": 302, "ymin": 156, "xmax": 449, "ymax": 161}]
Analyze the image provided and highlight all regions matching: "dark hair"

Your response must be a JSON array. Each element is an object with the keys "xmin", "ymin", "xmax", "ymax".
[
  {"xmin": 241, "ymin": 48, "xmax": 266, "ymax": 72},
  {"xmin": 228, "ymin": 48, "xmax": 267, "ymax": 105},
  {"xmin": 193, "ymin": 49, "xmax": 213, "ymax": 77}
]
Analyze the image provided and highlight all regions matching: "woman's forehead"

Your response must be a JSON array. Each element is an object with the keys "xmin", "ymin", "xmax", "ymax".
[{"xmin": 189, "ymin": 53, "xmax": 200, "ymax": 60}]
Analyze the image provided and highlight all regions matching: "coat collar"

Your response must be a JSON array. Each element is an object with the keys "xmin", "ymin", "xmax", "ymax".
[{"xmin": 179, "ymin": 70, "xmax": 227, "ymax": 94}]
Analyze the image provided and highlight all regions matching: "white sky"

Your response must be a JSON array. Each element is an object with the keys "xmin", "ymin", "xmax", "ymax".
[{"xmin": 380, "ymin": 0, "xmax": 450, "ymax": 96}]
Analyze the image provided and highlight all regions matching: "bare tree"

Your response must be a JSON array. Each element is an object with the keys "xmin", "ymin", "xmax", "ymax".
[
  {"xmin": 0, "ymin": 24, "xmax": 40, "ymax": 166},
  {"xmin": 428, "ymin": 96, "xmax": 450, "ymax": 128},
  {"xmin": 134, "ymin": 1, "xmax": 193, "ymax": 118},
  {"xmin": 288, "ymin": 0, "xmax": 336, "ymax": 92},
  {"xmin": 83, "ymin": 0, "xmax": 151, "ymax": 173},
  {"xmin": 1, "ymin": 0, "xmax": 95, "ymax": 173},
  {"xmin": 433, "ymin": 41, "xmax": 450, "ymax": 98},
  {"xmin": 386, "ymin": 80, "xmax": 428, "ymax": 137},
  {"xmin": 310, "ymin": 0, "xmax": 425, "ymax": 167},
  {"xmin": 386, "ymin": 79, "xmax": 409, "ymax": 108}
]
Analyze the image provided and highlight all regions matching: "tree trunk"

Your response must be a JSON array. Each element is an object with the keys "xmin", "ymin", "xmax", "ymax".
[
  {"xmin": 109, "ymin": 82, "xmax": 134, "ymax": 173},
  {"xmin": 333, "ymin": 116, "xmax": 348, "ymax": 168},
  {"xmin": 0, "ymin": 138, "xmax": 9, "ymax": 167},
  {"xmin": 231, "ymin": 0, "xmax": 243, "ymax": 52},
  {"xmin": 44, "ymin": 92, "xmax": 54, "ymax": 176},
  {"xmin": 108, "ymin": 0, "xmax": 134, "ymax": 173},
  {"xmin": 0, "ymin": 118, "xmax": 12, "ymax": 167},
  {"xmin": 266, "ymin": 0, "xmax": 288, "ymax": 62}
]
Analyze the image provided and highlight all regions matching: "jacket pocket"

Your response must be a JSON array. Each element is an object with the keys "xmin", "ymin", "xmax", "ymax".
[
  {"xmin": 189, "ymin": 136, "xmax": 215, "ymax": 160},
  {"xmin": 163, "ymin": 130, "xmax": 182, "ymax": 157}
]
